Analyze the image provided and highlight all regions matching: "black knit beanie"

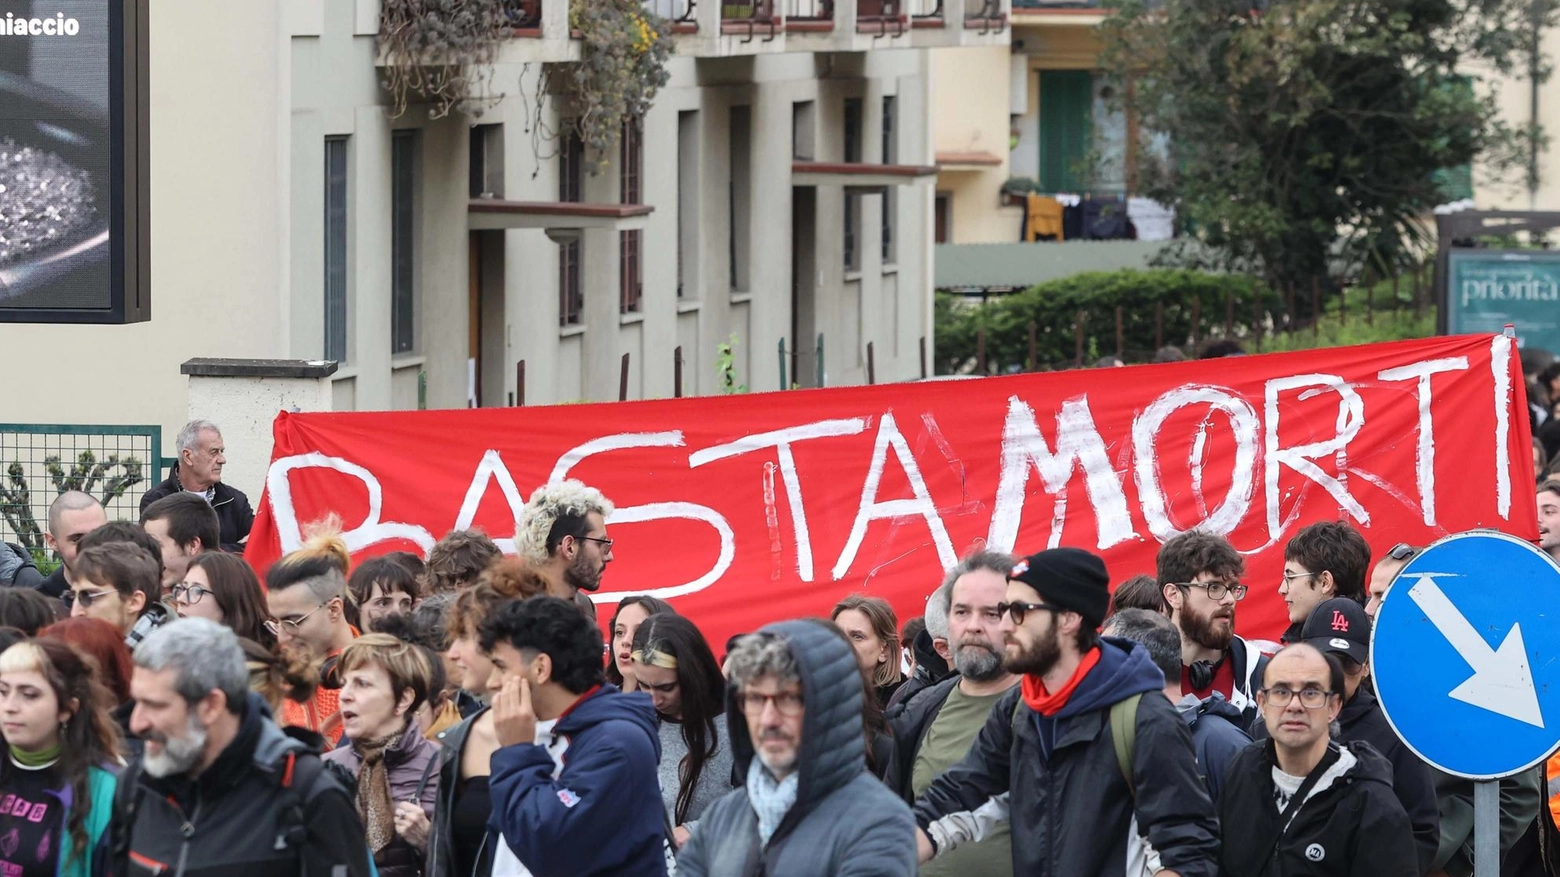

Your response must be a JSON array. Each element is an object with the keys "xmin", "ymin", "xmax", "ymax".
[{"xmin": 1007, "ymin": 547, "xmax": 1111, "ymax": 629}]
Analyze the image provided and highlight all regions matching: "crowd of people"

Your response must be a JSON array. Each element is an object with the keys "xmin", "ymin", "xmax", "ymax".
[{"xmin": 0, "ymin": 416, "xmax": 1555, "ymax": 877}]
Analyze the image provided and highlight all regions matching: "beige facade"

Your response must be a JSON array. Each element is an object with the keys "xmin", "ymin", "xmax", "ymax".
[
  {"xmin": 0, "ymin": 0, "xmax": 1008, "ymax": 495},
  {"xmin": 1475, "ymin": 23, "xmax": 1560, "ymax": 211}
]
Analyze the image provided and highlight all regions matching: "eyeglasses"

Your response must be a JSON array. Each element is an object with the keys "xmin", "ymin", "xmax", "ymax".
[
  {"xmin": 1259, "ymin": 687, "xmax": 1336, "ymax": 709},
  {"xmin": 1280, "ymin": 571, "xmax": 1321, "ymax": 586},
  {"xmin": 996, "ymin": 601, "xmax": 1062, "ymax": 626},
  {"xmin": 578, "ymin": 536, "xmax": 614, "ymax": 550},
  {"xmin": 62, "ymin": 588, "xmax": 116, "ymax": 610},
  {"xmin": 265, "ymin": 603, "xmax": 325, "ymax": 636},
  {"xmin": 170, "ymin": 583, "xmax": 212, "ymax": 605},
  {"xmin": 737, "ymin": 690, "xmax": 804, "ymax": 716},
  {"xmin": 1172, "ymin": 581, "xmax": 1248, "ymax": 601},
  {"xmin": 1387, "ymin": 543, "xmax": 1419, "ymax": 561}
]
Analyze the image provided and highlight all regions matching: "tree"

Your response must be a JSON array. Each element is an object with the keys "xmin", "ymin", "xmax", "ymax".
[{"xmin": 1100, "ymin": 0, "xmax": 1554, "ymax": 293}]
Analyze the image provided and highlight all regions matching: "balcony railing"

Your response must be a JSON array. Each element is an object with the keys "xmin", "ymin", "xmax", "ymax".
[
  {"xmin": 858, "ymin": 0, "xmax": 905, "ymax": 33},
  {"xmin": 722, "ymin": 0, "xmax": 780, "ymax": 40},
  {"xmin": 965, "ymin": 0, "xmax": 1005, "ymax": 28},
  {"xmin": 502, "ymin": 0, "xmax": 542, "ymax": 30},
  {"xmin": 908, "ymin": 0, "xmax": 943, "ymax": 21},
  {"xmin": 785, "ymin": 0, "xmax": 833, "ymax": 23},
  {"xmin": 1012, "ymin": 0, "xmax": 1100, "ymax": 7},
  {"xmin": 643, "ymin": 0, "xmax": 697, "ymax": 24}
]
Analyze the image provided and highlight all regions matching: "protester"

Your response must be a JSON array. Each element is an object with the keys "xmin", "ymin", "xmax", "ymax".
[
  {"xmin": 324, "ymin": 634, "xmax": 440, "ymax": 877},
  {"xmin": 1365, "ymin": 543, "xmax": 1418, "ymax": 620},
  {"xmin": 888, "ymin": 580, "xmax": 953, "ymax": 710},
  {"xmin": 1157, "ymin": 530, "xmax": 1265, "ymax": 719},
  {"xmin": 1279, "ymin": 521, "xmax": 1371, "ymax": 642},
  {"xmin": 68, "ymin": 542, "xmax": 170, "ymax": 648},
  {"xmin": 77, "ymin": 522, "xmax": 165, "ymax": 586},
  {"xmin": 1431, "ymin": 769, "xmax": 1543, "ymax": 877},
  {"xmin": 265, "ymin": 531, "xmax": 359, "ymax": 744},
  {"xmin": 40, "ymin": 616, "xmax": 134, "ymax": 708},
  {"xmin": 913, "ymin": 548, "xmax": 1218, "ymax": 876},
  {"xmin": 677, "ymin": 621, "xmax": 917, "ymax": 877},
  {"xmin": 1103, "ymin": 608, "xmax": 1249, "ymax": 803},
  {"xmin": 140, "ymin": 493, "xmax": 220, "ymax": 589},
  {"xmin": 479, "ymin": 596, "xmax": 673, "ymax": 876},
  {"xmin": 885, "ymin": 550, "xmax": 1019, "ymax": 877},
  {"xmin": 424, "ymin": 530, "xmax": 502, "ymax": 596},
  {"xmin": 373, "ymin": 613, "xmax": 462, "ymax": 740},
  {"xmin": 403, "ymin": 594, "xmax": 467, "ymax": 733},
  {"xmin": 630, "ymin": 612, "xmax": 734, "ymax": 841},
  {"xmin": 175, "ymin": 551, "xmax": 276, "ymax": 647},
  {"xmin": 0, "ymin": 638, "xmax": 121, "ymax": 877},
  {"xmin": 0, "ymin": 589, "xmax": 59, "ymax": 636},
  {"xmin": 1110, "ymin": 573, "xmax": 1168, "ymax": 615},
  {"xmin": 1218, "ymin": 643, "xmax": 1416, "ymax": 877},
  {"xmin": 1539, "ymin": 480, "xmax": 1560, "ymax": 564},
  {"xmin": 1283, "ymin": 598, "xmax": 1439, "ymax": 872},
  {"xmin": 607, "ymin": 595, "xmax": 674, "ymax": 692},
  {"xmin": 0, "ymin": 541, "xmax": 43, "ymax": 591},
  {"xmin": 39, "ymin": 491, "xmax": 107, "ymax": 599},
  {"xmin": 0, "ymin": 627, "xmax": 28, "ymax": 655},
  {"xmin": 138, "ymin": 419, "xmax": 254, "ymax": 551},
  {"xmin": 425, "ymin": 559, "xmax": 550, "ymax": 877},
  {"xmin": 348, "ymin": 555, "xmax": 424, "ymax": 632},
  {"xmin": 831, "ymin": 594, "xmax": 905, "ymax": 707},
  {"xmin": 514, "ymin": 480, "xmax": 615, "ymax": 620},
  {"xmin": 899, "ymin": 616, "xmax": 925, "ymax": 677},
  {"xmin": 119, "ymin": 618, "xmax": 372, "ymax": 877},
  {"xmin": 239, "ymin": 636, "xmax": 320, "ymax": 726}
]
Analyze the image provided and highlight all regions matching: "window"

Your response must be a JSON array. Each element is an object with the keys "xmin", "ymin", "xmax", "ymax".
[
  {"xmin": 935, "ymin": 192, "xmax": 952, "ymax": 244},
  {"xmin": 469, "ymin": 124, "xmax": 503, "ymax": 198},
  {"xmin": 391, "ymin": 131, "xmax": 418, "ymax": 355},
  {"xmin": 677, "ymin": 110, "xmax": 698, "ymax": 299},
  {"xmin": 843, "ymin": 98, "xmax": 863, "ymax": 162},
  {"xmin": 620, "ymin": 121, "xmax": 643, "ymax": 314},
  {"xmin": 843, "ymin": 98, "xmax": 863, "ymax": 270},
  {"xmin": 323, "ymin": 136, "xmax": 349, "ymax": 363},
  {"xmin": 1038, "ymin": 70, "xmax": 1093, "ymax": 193},
  {"xmin": 559, "ymin": 127, "xmax": 584, "ymax": 326},
  {"xmin": 728, "ymin": 105, "xmax": 752, "ymax": 291},
  {"xmin": 881, "ymin": 95, "xmax": 896, "ymax": 263},
  {"xmin": 792, "ymin": 100, "xmax": 816, "ymax": 160}
]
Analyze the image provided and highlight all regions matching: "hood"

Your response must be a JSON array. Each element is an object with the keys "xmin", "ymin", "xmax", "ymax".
[
  {"xmin": 0, "ymin": 543, "xmax": 29, "ymax": 582},
  {"xmin": 727, "ymin": 619, "xmax": 865, "ymax": 811},
  {"xmin": 1176, "ymin": 690, "xmax": 1246, "ymax": 727},
  {"xmin": 1339, "ymin": 684, "xmax": 1379, "ymax": 726},
  {"xmin": 555, "ymin": 685, "xmax": 660, "ymax": 759},
  {"xmin": 1263, "ymin": 739, "xmax": 1395, "ymax": 806},
  {"xmin": 911, "ymin": 628, "xmax": 952, "ymax": 685},
  {"xmin": 1055, "ymin": 637, "xmax": 1166, "ymax": 719}
]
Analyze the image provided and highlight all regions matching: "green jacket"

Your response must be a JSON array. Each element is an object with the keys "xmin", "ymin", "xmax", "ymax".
[{"xmin": 1432, "ymin": 765, "xmax": 1542, "ymax": 877}]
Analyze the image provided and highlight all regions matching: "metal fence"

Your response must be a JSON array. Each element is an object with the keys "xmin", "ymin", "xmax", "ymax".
[{"xmin": 0, "ymin": 424, "xmax": 163, "ymax": 560}]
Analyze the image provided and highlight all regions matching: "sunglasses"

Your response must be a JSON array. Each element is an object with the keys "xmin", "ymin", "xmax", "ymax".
[
  {"xmin": 1386, "ymin": 543, "xmax": 1419, "ymax": 561},
  {"xmin": 62, "ymin": 588, "xmax": 117, "ymax": 610}
]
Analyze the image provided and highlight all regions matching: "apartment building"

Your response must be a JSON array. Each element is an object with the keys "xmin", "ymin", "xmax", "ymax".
[{"xmin": 0, "ymin": 0, "xmax": 1008, "ymax": 457}]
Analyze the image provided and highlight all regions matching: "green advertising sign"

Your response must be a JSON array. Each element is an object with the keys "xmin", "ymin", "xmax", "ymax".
[{"xmin": 1447, "ymin": 250, "xmax": 1560, "ymax": 353}]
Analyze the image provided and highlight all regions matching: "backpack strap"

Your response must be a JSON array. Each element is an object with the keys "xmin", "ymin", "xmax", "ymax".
[{"xmin": 1109, "ymin": 693, "xmax": 1143, "ymax": 798}]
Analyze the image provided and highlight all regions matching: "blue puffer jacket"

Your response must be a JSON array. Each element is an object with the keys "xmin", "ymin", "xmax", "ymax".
[
  {"xmin": 487, "ymin": 685, "xmax": 671, "ymax": 877},
  {"xmin": 676, "ymin": 619, "xmax": 917, "ymax": 877}
]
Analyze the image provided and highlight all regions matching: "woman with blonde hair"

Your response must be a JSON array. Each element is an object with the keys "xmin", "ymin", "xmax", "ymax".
[
  {"xmin": 0, "ymin": 638, "xmax": 121, "ymax": 877},
  {"xmin": 324, "ymin": 634, "xmax": 440, "ymax": 877}
]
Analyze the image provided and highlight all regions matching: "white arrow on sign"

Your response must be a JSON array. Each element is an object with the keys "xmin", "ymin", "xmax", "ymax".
[{"xmin": 1407, "ymin": 573, "xmax": 1545, "ymax": 728}]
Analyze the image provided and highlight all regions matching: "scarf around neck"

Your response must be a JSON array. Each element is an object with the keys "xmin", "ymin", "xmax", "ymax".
[
  {"xmin": 745, "ymin": 758, "xmax": 800, "ymax": 847},
  {"xmin": 354, "ymin": 728, "xmax": 405, "ymax": 854}
]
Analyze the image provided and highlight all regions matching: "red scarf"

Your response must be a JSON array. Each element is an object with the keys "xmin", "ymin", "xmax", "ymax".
[{"xmin": 1020, "ymin": 647, "xmax": 1101, "ymax": 717}]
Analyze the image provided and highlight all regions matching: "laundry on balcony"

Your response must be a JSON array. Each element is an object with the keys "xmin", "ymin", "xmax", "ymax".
[
  {"xmin": 1127, "ymin": 197, "xmax": 1175, "ymax": 242},
  {"xmin": 1022, "ymin": 193, "xmax": 1065, "ymax": 242},
  {"xmin": 1020, "ymin": 193, "xmax": 1139, "ymax": 242}
]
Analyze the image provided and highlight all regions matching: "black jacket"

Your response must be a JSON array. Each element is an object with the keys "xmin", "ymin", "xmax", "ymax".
[
  {"xmin": 914, "ymin": 638, "xmax": 1220, "ymax": 877},
  {"xmin": 425, "ymin": 706, "xmax": 486, "ymax": 877},
  {"xmin": 0, "ymin": 542, "xmax": 43, "ymax": 590},
  {"xmin": 884, "ymin": 674, "xmax": 962, "ymax": 803},
  {"xmin": 115, "ymin": 693, "xmax": 372, "ymax": 877},
  {"xmin": 887, "ymin": 629, "xmax": 953, "ymax": 711},
  {"xmin": 1218, "ymin": 740, "xmax": 1417, "ymax": 877},
  {"xmin": 139, "ymin": 465, "xmax": 255, "ymax": 552}
]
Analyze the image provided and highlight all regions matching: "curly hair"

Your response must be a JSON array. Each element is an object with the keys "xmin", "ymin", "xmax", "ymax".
[
  {"xmin": 514, "ymin": 480, "xmax": 614, "ymax": 563},
  {"xmin": 448, "ymin": 557, "xmax": 553, "ymax": 642},
  {"xmin": 478, "ymin": 596, "xmax": 604, "ymax": 694},
  {"xmin": 426, "ymin": 530, "xmax": 502, "ymax": 594},
  {"xmin": 1155, "ymin": 530, "xmax": 1245, "ymax": 587}
]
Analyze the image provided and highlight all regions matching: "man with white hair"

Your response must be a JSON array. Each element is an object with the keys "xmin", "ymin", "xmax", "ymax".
[
  {"xmin": 117, "ymin": 618, "xmax": 371, "ymax": 877},
  {"xmin": 515, "ymin": 480, "xmax": 615, "ymax": 622},
  {"xmin": 139, "ymin": 419, "xmax": 254, "ymax": 552}
]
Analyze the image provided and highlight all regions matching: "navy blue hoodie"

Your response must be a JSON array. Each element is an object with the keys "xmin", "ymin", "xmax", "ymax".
[
  {"xmin": 488, "ymin": 685, "xmax": 671, "ymax": 877},
  {"xmin": 1032, "ymin": 637, "xmax": 1166, "ymax": 760}
]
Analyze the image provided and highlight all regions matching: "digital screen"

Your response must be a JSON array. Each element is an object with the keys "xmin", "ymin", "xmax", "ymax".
[{"xmin": 0, "ymin": 1, "xmax": 122, "ymax": 315}]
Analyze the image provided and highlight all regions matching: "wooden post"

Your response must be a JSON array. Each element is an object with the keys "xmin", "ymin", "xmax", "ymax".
[
  {"xmin": 515, "ymin": 360, "xmax": 525, "ymax": 407},
  {"xmin": 619, "ymin": 353, "xmax": 630, "ymax": 402},
  {"xmin": 1155, "ymin": 301, "xmax": 1164, "ymax": 350},
  {"xmin": 1114, "ymin": 306, "xmax": 1124, "ymax": 358},
  {"xmin": 1027, "ymin": 321, "xmax": 1038, "ymax": 371},
  {"xmin": 976, "ymin": 327, "xmax": 987, "ymax": 374},
  {"xmin": 674, "ymin": 346, "xmax": 684, "ymax": 398},
  {"xmin": 1074, "ymin": 311, "xmax": 1085, "ymax": 366},
  {"xmin": 919, "ymin": 336, "xmax": 928, "ymax": 379},
  {"xmin": 866, "ymin": 341, "xmax": 876, "ymax": 385}
]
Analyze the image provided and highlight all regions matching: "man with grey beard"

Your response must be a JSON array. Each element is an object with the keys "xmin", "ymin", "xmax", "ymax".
[
  {"xmin": 885, "ymin": 550, "xmax": 1020, "ymax": 877},
  {"xmin": 114, "ymin": 618, "xmax": 371, "ymax": 877}
]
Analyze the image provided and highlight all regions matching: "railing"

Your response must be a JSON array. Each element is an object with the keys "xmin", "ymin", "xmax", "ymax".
[
  {"xmin": 1012, "ymin": 0, "xmax": 1101, "ymax": 6},
  {"xmin": 643, "ymin": 0, "xmax": 697, "ymax": 24},
  {"xmin": 785, "ymin": 0, "xmax": 833, "ymax": 22},
  {"xmin": 722, "ymin": 0, "xmax": 780, "ymax": 41},
  {"xmin": 964, "ymin": 0, "xmax": 1005, "ymax": 28},
  {"xmin": 908, "ymin": 0, "xmax": 943, "ymax": 20},
  {"xmin": 502, "ymin": 0, "xmax": 542, "ymax": 30},
  {"xmin": 858, "ymin": 0, "xmax": 905, "ymax": 33}
]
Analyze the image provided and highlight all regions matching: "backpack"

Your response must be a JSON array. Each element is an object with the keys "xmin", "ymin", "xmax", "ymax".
[{"xmin": 1011, "ymin": 692, "xmax": 1143, "ymax": 792}]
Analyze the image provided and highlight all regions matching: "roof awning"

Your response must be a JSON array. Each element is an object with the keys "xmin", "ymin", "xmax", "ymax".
[
  {"xmin": 792, "ymin": 161, "xmax": 940, "ymax": 190},
  {"xmin": 935, "ymin": 151, "xmax": 1003, "ymax": 170},
  {"xmin": 467, "ymin": 199, "xmax": 654, "ymax": 231}
]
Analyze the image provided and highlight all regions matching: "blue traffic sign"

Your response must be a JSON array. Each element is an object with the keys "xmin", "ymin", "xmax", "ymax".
[{"xmin": 1372, "ymin": 530, "xmax": 1560, "ymax": 780}]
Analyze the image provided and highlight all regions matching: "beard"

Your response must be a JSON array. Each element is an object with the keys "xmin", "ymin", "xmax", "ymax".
[
  {"xmin": 564, "ymin": 552, "xmax": 602, "ymax": 593},
  {"xmin": 1181, "ymin": 602, "xmax": 1235, "ymax": 651},
  {"xmin": 952, "ymin": 637, "xmax": 1006, "ymax": 683},
  {"xmin": 142, "ymin": 711, "xmax": 209, "ymax": 778},
  {"xmin": 1004, "ymin": 622, "xmax": 1062, "ymax": 677}
]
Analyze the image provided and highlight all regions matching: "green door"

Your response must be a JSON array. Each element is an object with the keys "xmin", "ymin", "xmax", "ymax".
[{"xmin": 1039, "ymin": 70, "xmax": 1093, "ymax": 193}]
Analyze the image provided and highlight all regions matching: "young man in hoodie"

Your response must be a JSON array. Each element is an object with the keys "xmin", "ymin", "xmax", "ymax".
[
  {"xmin": 1157, "ymin": 530, "xmax": 1269, "ymax": 723},
  {"xmin": 1219, "ymin": 643, "xmax": 1416, "ymax": 876},
  {"xmin": 479, "ymin": 596, "xmax": 673, "ymax": 877},
  {"xmin": 914, "ymin": 547, "xmax": 1219, "ymax": 877}
]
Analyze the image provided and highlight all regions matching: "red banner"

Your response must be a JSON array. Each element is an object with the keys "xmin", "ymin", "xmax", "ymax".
[{"xmin": 246, "ymin": 335, "xmax": 1538, "ymax": 651}]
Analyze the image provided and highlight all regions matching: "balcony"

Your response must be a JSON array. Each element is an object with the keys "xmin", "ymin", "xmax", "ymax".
[
  {"xmin": 784, "ymin": 0, "xmax": 914, "ymax": 51},
  {"xmin": 907, "ymin": 0, "xmax": 1009, "ymax": 48},
  {"xmin": 1011, "ymin": 0, "xmax": 1105, "ymax": 26},
  {"xmin": 670, "ymin": 0, "xmax": 787, "ymax": 55},
  {"xmin": 489, "ymin": 0, "xmax": 581, "ymax": 64},
  {"xmin": 642, "ymin": 0, "xmax": 699, "ymax": 34}
]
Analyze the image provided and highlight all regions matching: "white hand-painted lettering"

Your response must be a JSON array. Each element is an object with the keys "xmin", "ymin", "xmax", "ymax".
[
  {"xmin": 835, "ymin": 413, "xmax": 958, "ymax": 580},
  {"xmin": 1264, "ymin": 375, "xmax": 1369, "ymax": 539},
  {"xmin": 1377, "ymin": 357, "xmax": 1468, "ymax": 527},
  {"xmin": 266, "ymin": 453, "xmax": 436, "ymax": 555},
  {"xmin": 1133, "ymin": 386, "xmax": 1259, "ymax": 540}
]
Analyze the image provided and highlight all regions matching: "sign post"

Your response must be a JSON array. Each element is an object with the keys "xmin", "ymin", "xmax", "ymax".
[{"xmin": 1372, "ymin": 530, "xmax": 1560, "ymax": 877}]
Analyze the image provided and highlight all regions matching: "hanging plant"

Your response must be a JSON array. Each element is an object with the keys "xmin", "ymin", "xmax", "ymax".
[
  {"xmin": 543, "ymin": 0, "xmax": 673, "ymax": 168},
  {"xmin": 379, "ymin": 0, "xmax": 511, "ymax": 120}
]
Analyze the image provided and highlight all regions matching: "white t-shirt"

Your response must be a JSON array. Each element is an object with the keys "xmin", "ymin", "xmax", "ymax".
[
  {"xmin": 1272, "ymin": 767, "xmax": 1305, "ymax": 813},
  {"xmin": 490, "ymin": 719, "xmax": 566, "ymax": 877}
]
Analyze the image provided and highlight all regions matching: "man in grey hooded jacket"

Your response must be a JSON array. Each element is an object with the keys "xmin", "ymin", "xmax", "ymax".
[{"xmin": 676, "ymin": 618, "xmax": 916, "ymax": 877}]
